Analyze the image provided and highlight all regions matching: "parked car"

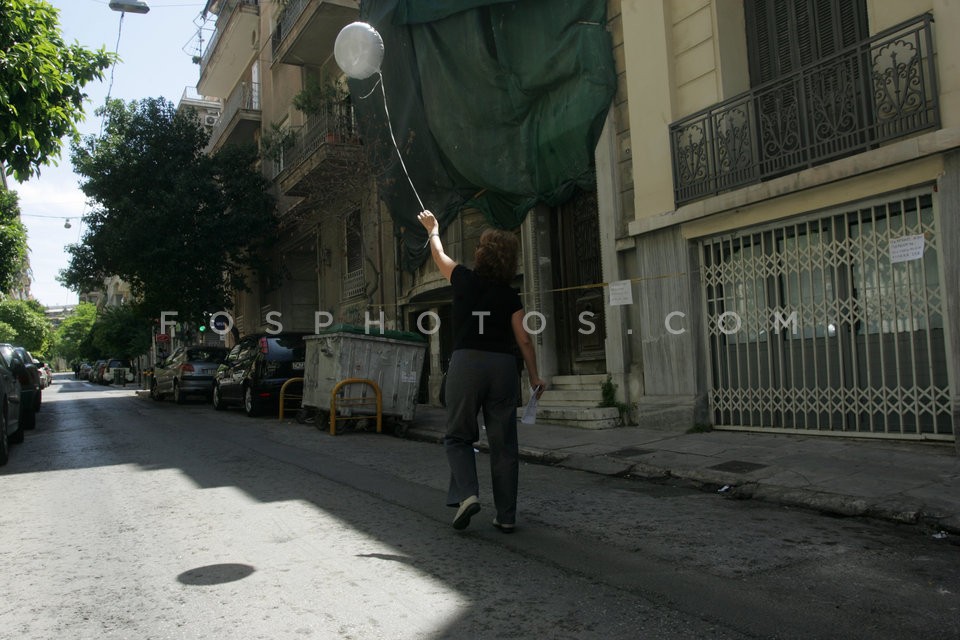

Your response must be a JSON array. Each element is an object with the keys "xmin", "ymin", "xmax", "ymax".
[
  {"xmin": 0, "ymin": 344, "xmax": 25, "ymax": 462},
  {"xmin": 78, "ymin": 362, "xmax": 92, "ymax": 380},
  {"xmin": 4, "ymin": 345, "xmax": 40, "ymax": 426},
  {"xmin": 152, "ymin": 345, "xmax": 228, "ymax": 403},
  {"xmin": 103, "ymin": 358, "xmax": 135, "ymax": 385},
  {"xmin": 91, "ymin": 360, "xmax": 108, "ymax": 383},
  {"xmin": 212, "ymin": 333, "xmax": 307, "ymax": 417},
  {"xmin": 36, "ymin": 361, "xmax": 51, "ymax": 388},
  {"xmin": 43, "ymin": 362, "xmax": 53, "ymax": 385}
]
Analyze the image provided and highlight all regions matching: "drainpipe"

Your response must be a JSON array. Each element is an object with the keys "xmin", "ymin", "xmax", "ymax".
[
  {"xmin": 376, "ymin": 200, "xmax": 386, "ymax": 324},
  {"xmin": 315, "ymin": 223, "xmax": 322, "ymax": 314}
]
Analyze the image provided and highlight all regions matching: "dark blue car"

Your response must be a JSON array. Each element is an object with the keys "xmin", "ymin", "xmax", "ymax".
[{"xmin": 212, "ymin": 333, "xmax": 307, "ymax": 417}]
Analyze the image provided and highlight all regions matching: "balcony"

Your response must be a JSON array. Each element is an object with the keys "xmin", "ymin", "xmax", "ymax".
[
  {"xmin": 271, "ymin": 0, "xmax": 358, "ymax": 67},
  {"xmin": 669, "ymin": 14, "xmax": 939, "ymax": 207},
  {"xmin": 198, "ymin": 0, "xmax": 260, "ymax": 98},
  {"xmin": 206, "ymin": 81, "xmax": 261, "ymax": 153},
  {"xmin": 270, "ymin": 103, "xmax": 363, "ymax": 197}
]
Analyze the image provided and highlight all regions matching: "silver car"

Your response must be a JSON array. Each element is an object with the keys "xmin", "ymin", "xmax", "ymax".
[{"xmin": 151, "ymin": 346, "xmax": 228, "ymax": 404}]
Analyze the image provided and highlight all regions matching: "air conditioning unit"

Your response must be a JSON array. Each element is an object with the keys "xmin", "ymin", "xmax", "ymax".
[{"xmin": 204, "ymin": 114, "xmax": 219, "ymax": 126}]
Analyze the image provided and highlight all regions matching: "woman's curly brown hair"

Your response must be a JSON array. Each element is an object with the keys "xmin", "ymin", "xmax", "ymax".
[{"xmin": 474, "ymin": 229, "xmax": 519, "ymax": 284}]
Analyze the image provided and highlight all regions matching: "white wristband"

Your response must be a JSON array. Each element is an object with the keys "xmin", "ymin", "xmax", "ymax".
[{"xmin": 423, "ymin": 232, "xmax": 439, "ymax": 249}]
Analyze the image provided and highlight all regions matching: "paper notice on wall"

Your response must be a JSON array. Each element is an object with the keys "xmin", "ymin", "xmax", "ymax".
[
  {"xmin": 608, "ymin": 280, "xmax": 634, "ymax": 306},
  {"xmin": 400, "ymin": 371, "xmax": 417, "ymax": 383},
  {"xmin": 889, "ymin": 234, "xmax": 925, "ymax": 264}
]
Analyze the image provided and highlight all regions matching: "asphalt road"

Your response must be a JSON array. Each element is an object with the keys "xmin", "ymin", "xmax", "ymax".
[{"xmin": 1, "ymin": 374, "xmax": 958, "ymax": 639}]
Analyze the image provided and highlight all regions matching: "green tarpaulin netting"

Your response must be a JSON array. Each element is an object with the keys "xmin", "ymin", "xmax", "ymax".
[{"xmin": 348, "ymin": 0, "xmax": 616, "ymax": 271}]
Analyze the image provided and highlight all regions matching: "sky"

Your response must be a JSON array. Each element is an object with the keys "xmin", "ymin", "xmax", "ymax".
[{"xmin": 14, "ymin": 0, "xmax": 211, "ymax": 308}]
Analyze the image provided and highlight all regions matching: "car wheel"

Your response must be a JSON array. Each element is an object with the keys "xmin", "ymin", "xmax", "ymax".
[
  {"xmin": 244, "ymin": 387, "xmax": 260, "ymax": 417},
  {"xmin": 0, "ymin": 409, "xmax": 9, "ymax": 465},
  {"xmin": 150, "ymin": 380, "xmax": 164, "ymax": 401},
  {"xmin": 212, "ymin": 384, "xmax": 225, "ymax": 411},
  {"xmin": 174, "ymin": 381, "xmax": 186, "ymax": 404}
]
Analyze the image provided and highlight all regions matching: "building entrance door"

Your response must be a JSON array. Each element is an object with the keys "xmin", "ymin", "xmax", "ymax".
[{"xmin": 551, "ymin": 188, "xmax": 606, "ymax": 375}]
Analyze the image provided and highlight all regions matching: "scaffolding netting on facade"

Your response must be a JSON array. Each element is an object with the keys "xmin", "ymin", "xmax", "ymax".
[{"xmin": 348, "ymin": 0, "xmax": 616, "ymax": 270}]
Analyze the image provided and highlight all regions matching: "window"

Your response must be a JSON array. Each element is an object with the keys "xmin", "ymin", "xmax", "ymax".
[{"xmin": 745, "ymin": 0, "xmax": 868, "ymax": 86}]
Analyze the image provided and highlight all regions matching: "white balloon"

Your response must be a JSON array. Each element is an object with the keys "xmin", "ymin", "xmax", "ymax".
[{"xmin": 334, "ymin": 22, "xmax": 384, "ymax": 80}]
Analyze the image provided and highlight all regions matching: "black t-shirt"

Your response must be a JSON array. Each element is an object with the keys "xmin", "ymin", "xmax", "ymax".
[{"xmin": 451, "ymin": 264, "xmax": 522, "ymax": 354}]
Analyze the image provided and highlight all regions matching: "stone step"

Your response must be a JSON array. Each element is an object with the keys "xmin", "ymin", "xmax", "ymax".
[
  {"xmin": 539, "ymin": 388, "xmax": 604, "ymax": 404},
  {"xmin": 536, "ymin": 405, "xmax": 622, "ymax": 430},
  {"xmin": 549, "ymin": 374, "xmax": 610, "ymax": 390}
]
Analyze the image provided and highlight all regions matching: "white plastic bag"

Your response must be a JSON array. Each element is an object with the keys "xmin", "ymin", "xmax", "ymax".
[{"xmin": 521, "ymin": 385, "xmax": 541, "ymax": 425}]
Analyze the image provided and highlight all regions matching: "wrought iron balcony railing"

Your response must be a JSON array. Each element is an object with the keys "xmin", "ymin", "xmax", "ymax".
[
  {"xmin": 669, "ymin": 13, "xmax": 939, "ymax": 207},
  {"xmin": 271, "ymin": 0, "xmax": 309, "ymax": 59},
  {"xmin": 268, "ymin": 102, "xmax": 358, "ymax": 182},
  {"xmin": 206, "ymin": 81, "xmax": 260, "ymax": 152}
]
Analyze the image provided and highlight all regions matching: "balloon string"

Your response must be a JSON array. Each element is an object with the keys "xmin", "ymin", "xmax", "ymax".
[
  {"xmin": 375, "ymin": 71, "xmax": 426, "ymax": 212},
  {"xmin": 359, "ymin": 76, "xmax": 381, "ymax": 100}
]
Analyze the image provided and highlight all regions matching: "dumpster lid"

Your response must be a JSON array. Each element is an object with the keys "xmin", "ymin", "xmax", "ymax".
[{"xmin": 311, "ymin": 323, "xmax": 427, "ymax": 343}]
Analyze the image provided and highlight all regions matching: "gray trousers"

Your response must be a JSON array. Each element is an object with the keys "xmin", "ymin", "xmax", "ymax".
[{"xmin": 444, "ymin": 349, "xmax": 520, "ymax": 524}]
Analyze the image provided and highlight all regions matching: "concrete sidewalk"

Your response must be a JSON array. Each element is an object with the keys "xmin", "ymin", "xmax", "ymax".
[{"xmin": 403, "ymin": 405, "xmax": 960, "ymax": 536}]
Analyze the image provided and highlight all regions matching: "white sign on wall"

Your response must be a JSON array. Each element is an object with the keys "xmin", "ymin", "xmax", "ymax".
[
  {"xmin": 889, "ymin": 234, "xmax": 925, "ymax": 264},
  {"xmin": 608, "ymin": 280, "xmax": 634, "ymax": 306}
]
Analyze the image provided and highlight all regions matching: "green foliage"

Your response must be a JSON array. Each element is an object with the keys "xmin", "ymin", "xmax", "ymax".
[
  {"xmin": 0, "ymin": 319, "xmax": 17, "ymax": 343},
  {"xmin": 59, "ymin": 97, "xmax": 278, "ymax": 321},
  {"xmin": 260, "ymin": 122, "xmax": 297, "ymax": 163},
  {"xmin": 598, "ymin": 374, "xmax": 633, "ymax": 426},
  {"xmin": 0, "ymin": 297, "xmax": 51, "ymax": 353},
  {"xmin": 0, "ymin": 0, "xmax": 116, "ymax": 182},
  {"xmin": 88, "ymin": 304, "xmax": 151, "ymax": 359},
  {"xmin": 292, "ymin": 76, "xmax": 345, "ymax": 116},
  {"xmin": 600, "ymin": 374, "xmax": 618, "ymax": 407},
  {"xmin": 0, "ymin": 187, "xmax": 29, "ymax": 292},
  {"xmin": 51, "ymin": 301, "xmax": 97, "ymax": 364}
]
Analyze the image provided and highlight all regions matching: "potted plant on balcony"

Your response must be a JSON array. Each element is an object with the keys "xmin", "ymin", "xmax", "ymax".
[
  {"xmin": 293, "ymin": 77, "xmax": 348, "ymax": 144},
  {"xmin": 261, "ymin": 122, "xmax": 296, "ymax": 170}
]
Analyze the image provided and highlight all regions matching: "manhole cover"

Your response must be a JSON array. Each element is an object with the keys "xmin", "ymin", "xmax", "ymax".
[
  {"xmin": 607, "ymin": 447, "xmax": 653, "ymax": 458},
  {"xmin": 707, "ymin": 460, "xmax": 768, "ymax": 474}
]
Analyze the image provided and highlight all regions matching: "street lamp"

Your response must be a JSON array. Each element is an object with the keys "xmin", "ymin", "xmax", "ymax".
[{"xmin": 109, "ymin": 0, "xmax": 150, "ymax": 14}]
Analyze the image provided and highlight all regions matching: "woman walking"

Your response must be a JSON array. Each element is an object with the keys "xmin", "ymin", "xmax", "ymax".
[{"xmin": 417, "ymin": 210, "xmax": 547, "ymax": 532}]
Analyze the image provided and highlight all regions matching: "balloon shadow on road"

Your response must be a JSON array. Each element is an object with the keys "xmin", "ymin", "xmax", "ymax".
[{"xmin": 177, "ymin": 563, "xmax": 256, "ymax": 586}]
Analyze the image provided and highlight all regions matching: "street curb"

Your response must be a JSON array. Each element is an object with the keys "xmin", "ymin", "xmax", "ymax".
[{"xmin": 402, "ymin": 429, "xmax": 960, "ymax": 537}]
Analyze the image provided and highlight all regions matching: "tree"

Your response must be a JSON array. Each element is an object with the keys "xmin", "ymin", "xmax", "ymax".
[
  {"xmin": 0, "ymin": 298, "xmax": 51, "ymax": 354},
  {"xmin": 51, "ymin": 301, "xmax": 97, "ymax": 364},
  {"xmin": 88, "ymin": 304, "xmax": 151, "ymax": 359},
  {"xmin": 0, "ymin": 0, "xmax": 116, "ymax": 182},
  {"xmin": 59, "ymin": 97, "xmax": 278, "ymax": 323},
  {"xmin": 0, "ymin": 320, "xmax": 17, "ymax": 343},
  {"xmin": 0, "ymin": 187, "xmax": 29, "ymax": 293}
]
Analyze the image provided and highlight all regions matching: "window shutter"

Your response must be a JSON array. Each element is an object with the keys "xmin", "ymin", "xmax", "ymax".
[{"xmin": 745, "ymin": 0, "xmax": 868, "ymax": 86}]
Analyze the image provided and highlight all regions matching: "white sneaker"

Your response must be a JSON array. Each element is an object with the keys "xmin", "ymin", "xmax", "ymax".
[
  {"xmin": 453, "ymin": 495, "xmax": 480, "ymax": 530},
  {"xmin": 492, "ymin": 518, "xmax": 515, "ymax": 533}
]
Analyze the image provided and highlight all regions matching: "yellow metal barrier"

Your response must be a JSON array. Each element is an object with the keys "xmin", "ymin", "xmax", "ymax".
[
  {"xmin": 278, "ymin": 377, "xmax": 304, "ymax": 420},
  {"xmin": 329, "ymin": 378, "xmax": 382, "ymax": 436}
]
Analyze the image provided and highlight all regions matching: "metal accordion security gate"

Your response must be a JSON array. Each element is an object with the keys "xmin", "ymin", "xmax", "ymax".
[{"xmin": 700, "ymin": 190, "xmax": 954, "ymax": 440}]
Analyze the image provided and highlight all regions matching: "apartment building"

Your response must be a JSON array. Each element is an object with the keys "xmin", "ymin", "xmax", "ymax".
[
  {"xmin": 612, "ymin": 0, "xmax": 958, "ymax": 449},
  {"xmin": 193, "ymin": 0, "xmax": 959, "ymax": 449},
  {"xmin": 197, "ymin": 0, "xmax": 398, "ymax": 341}
]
